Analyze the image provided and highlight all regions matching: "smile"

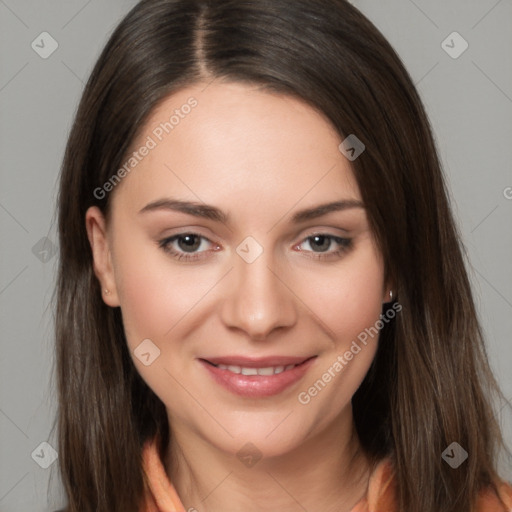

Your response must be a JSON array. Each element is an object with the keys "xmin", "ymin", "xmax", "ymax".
[{"xmin": 199, "ymin": 356, "xmax": 317, "ymax": 398}]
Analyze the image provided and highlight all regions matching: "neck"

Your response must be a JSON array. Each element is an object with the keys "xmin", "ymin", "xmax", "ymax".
[{"xmin": 165, "ymin": 408, "xmax": 372, "ymax": 512}]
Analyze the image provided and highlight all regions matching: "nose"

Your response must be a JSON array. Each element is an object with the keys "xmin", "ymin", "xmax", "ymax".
[{"xmin": 219, "ymin": 248, "xmax": 298, "ymax": 340}]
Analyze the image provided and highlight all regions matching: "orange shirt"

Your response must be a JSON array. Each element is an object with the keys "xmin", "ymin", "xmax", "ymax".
[{"xmin": 140, "ymin": 435, "xmax": 512, "ymax": 512}]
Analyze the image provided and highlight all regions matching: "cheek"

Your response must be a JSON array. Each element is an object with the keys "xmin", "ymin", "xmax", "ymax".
[
  {"xmin": 114, "ymin": 252, "xmax": 172, "ymax": 348},
  {"xmin": 292, "ymin": 243, "xmax": 384, "ymax": 412},
  {"xmin": 112, "ymin": 231, "xmax": 212, "ymax": 349},
  {"xmin": 296, "ymin": 242, "xmax": 385, "ymax": 342},
  {"xmin": 111, "ymin": 238, "xmax": 209, "ymax": 414}
]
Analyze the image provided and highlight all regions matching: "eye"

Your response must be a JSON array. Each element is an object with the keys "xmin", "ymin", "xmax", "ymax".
[
  {"xmin": 158, "ymin": 233, "xmax": 219, "ymax": 261},
  {"xmin": 295, "ymin": 234, "xmax": 352, "ymax": 260},
  {"xmin": 158, "ymin": 232, "xmax": 352, "ymax": 262}
]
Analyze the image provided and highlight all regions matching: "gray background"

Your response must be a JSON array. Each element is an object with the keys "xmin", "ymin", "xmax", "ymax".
[{"xmin": 0, "ymin": 0, "xmax": 511, "ymax": 510}]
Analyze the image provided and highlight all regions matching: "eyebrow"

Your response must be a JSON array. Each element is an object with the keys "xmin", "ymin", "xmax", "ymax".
[{"xmin": 138, "ymin": 198, "xmax": 365, "ymax": 224}]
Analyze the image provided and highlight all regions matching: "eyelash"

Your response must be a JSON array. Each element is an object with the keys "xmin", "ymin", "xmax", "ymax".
[{"xmin": 158, "ymin": 232, "xmax": 353, "ymax": 262}]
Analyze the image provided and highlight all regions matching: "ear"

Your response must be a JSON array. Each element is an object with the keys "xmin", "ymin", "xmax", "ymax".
[{"xmin": 85, "ymin": 206, "xmax": 120, "ymax": 307}]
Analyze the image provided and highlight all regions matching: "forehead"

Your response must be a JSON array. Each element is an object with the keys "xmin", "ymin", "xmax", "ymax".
[{"xmin": 112, "ymin": 81, "xmax": 362, "ymax": 216}]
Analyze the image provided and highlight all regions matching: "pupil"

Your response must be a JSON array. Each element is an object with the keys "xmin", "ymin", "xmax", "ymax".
[
  {"xmin": 311, "ymin": 235, "xmax": 330, "ymax": 252},
  {"xmin": 178, "ymin": 235, "xmax": 200, "ymax": 252}
]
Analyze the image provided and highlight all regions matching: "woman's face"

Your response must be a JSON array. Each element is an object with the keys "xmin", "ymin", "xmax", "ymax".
[{"xmin": 86, "ymin": 81, "xmax": 390, "ymax": 459}]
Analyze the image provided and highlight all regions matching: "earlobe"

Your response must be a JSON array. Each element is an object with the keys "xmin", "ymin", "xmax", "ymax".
[{"xmin": 85, "ymin": 206, "xmax": 120, "ymax": 307}]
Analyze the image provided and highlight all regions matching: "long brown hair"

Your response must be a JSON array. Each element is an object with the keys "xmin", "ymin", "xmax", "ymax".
[{"xmin": 53, "ymin": 0, "xmax": 511, "ymax": 510}]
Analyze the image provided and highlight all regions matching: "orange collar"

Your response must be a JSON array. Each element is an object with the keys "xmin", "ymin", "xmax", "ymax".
[{"xmin": 140, "ymin": 435, "xmax": 512, "ymax": 512}]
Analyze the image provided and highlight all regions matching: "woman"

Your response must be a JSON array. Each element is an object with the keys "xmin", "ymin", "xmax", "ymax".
[{"xmin": 54, "ymin": 0, "xmax": 512, "ymax": 511}]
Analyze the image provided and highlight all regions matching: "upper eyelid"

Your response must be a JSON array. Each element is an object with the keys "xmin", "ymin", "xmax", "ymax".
[{"xmin": 159, "ymin": 223, "xmax": 351, "ymax": 240}]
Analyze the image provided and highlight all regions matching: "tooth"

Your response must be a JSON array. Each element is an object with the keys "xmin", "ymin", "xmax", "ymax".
[
  {"xmin": 217, "ymin": 364, "xmax": 299, "ymax": 375},
  {"xmin": 241, "ymin": 367, "xmax": 258, "ymax": 376},
  {"xmin": 257, "ymin": 367, "xmax": 275, "ymax": 376}
]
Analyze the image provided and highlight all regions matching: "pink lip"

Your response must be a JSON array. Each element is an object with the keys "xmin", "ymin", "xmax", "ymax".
[{"xmin": 199, "ymin": 355, "xmax": 317, "ymax": 398}]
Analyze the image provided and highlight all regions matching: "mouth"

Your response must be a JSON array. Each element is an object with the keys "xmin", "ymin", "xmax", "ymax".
[{"xmin": 198, "ymin": 355, "xmax": 317, "ymax": 398}]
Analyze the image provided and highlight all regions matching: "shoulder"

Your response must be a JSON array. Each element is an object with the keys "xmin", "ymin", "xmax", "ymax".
[
  {"xmin": 476, "ymin": 479, "xmax": 512, "ymax": 511},
  {"xmin": 364, "ymin": 457, "xmax": 397, "ymax": 510},
  {"xmin": 366, "ymin": 458, "xmax": 512, "ymax": 512}
]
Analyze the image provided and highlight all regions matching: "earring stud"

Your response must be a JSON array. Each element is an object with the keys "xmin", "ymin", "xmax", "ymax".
[
  {"xmin": 389, "ymin": 290, "xmax": 393, "ymax": 302},
  {"xmin": 104, "ymin": 289, "xmax": 110, "ymax": 295}
]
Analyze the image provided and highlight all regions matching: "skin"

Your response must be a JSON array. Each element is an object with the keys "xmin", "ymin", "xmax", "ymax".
[{"xmin": 86, "ymin": 80, "xmax": 393, "ymax": 512}]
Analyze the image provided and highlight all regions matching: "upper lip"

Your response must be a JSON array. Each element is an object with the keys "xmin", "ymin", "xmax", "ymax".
[{"xmin": 200, "ymin": 355, "xmax": 316, "ymax": 368}]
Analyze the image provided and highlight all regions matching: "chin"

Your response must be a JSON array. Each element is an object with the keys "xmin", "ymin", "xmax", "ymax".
[{"xmin": 205, "ymin": 416, "xmax": 313, "ymax": 462}]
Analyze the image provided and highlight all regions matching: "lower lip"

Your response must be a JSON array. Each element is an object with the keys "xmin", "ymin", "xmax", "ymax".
[{"xmin": 199, "ymin": 357, "xmax": 316, "ymax": 398}]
